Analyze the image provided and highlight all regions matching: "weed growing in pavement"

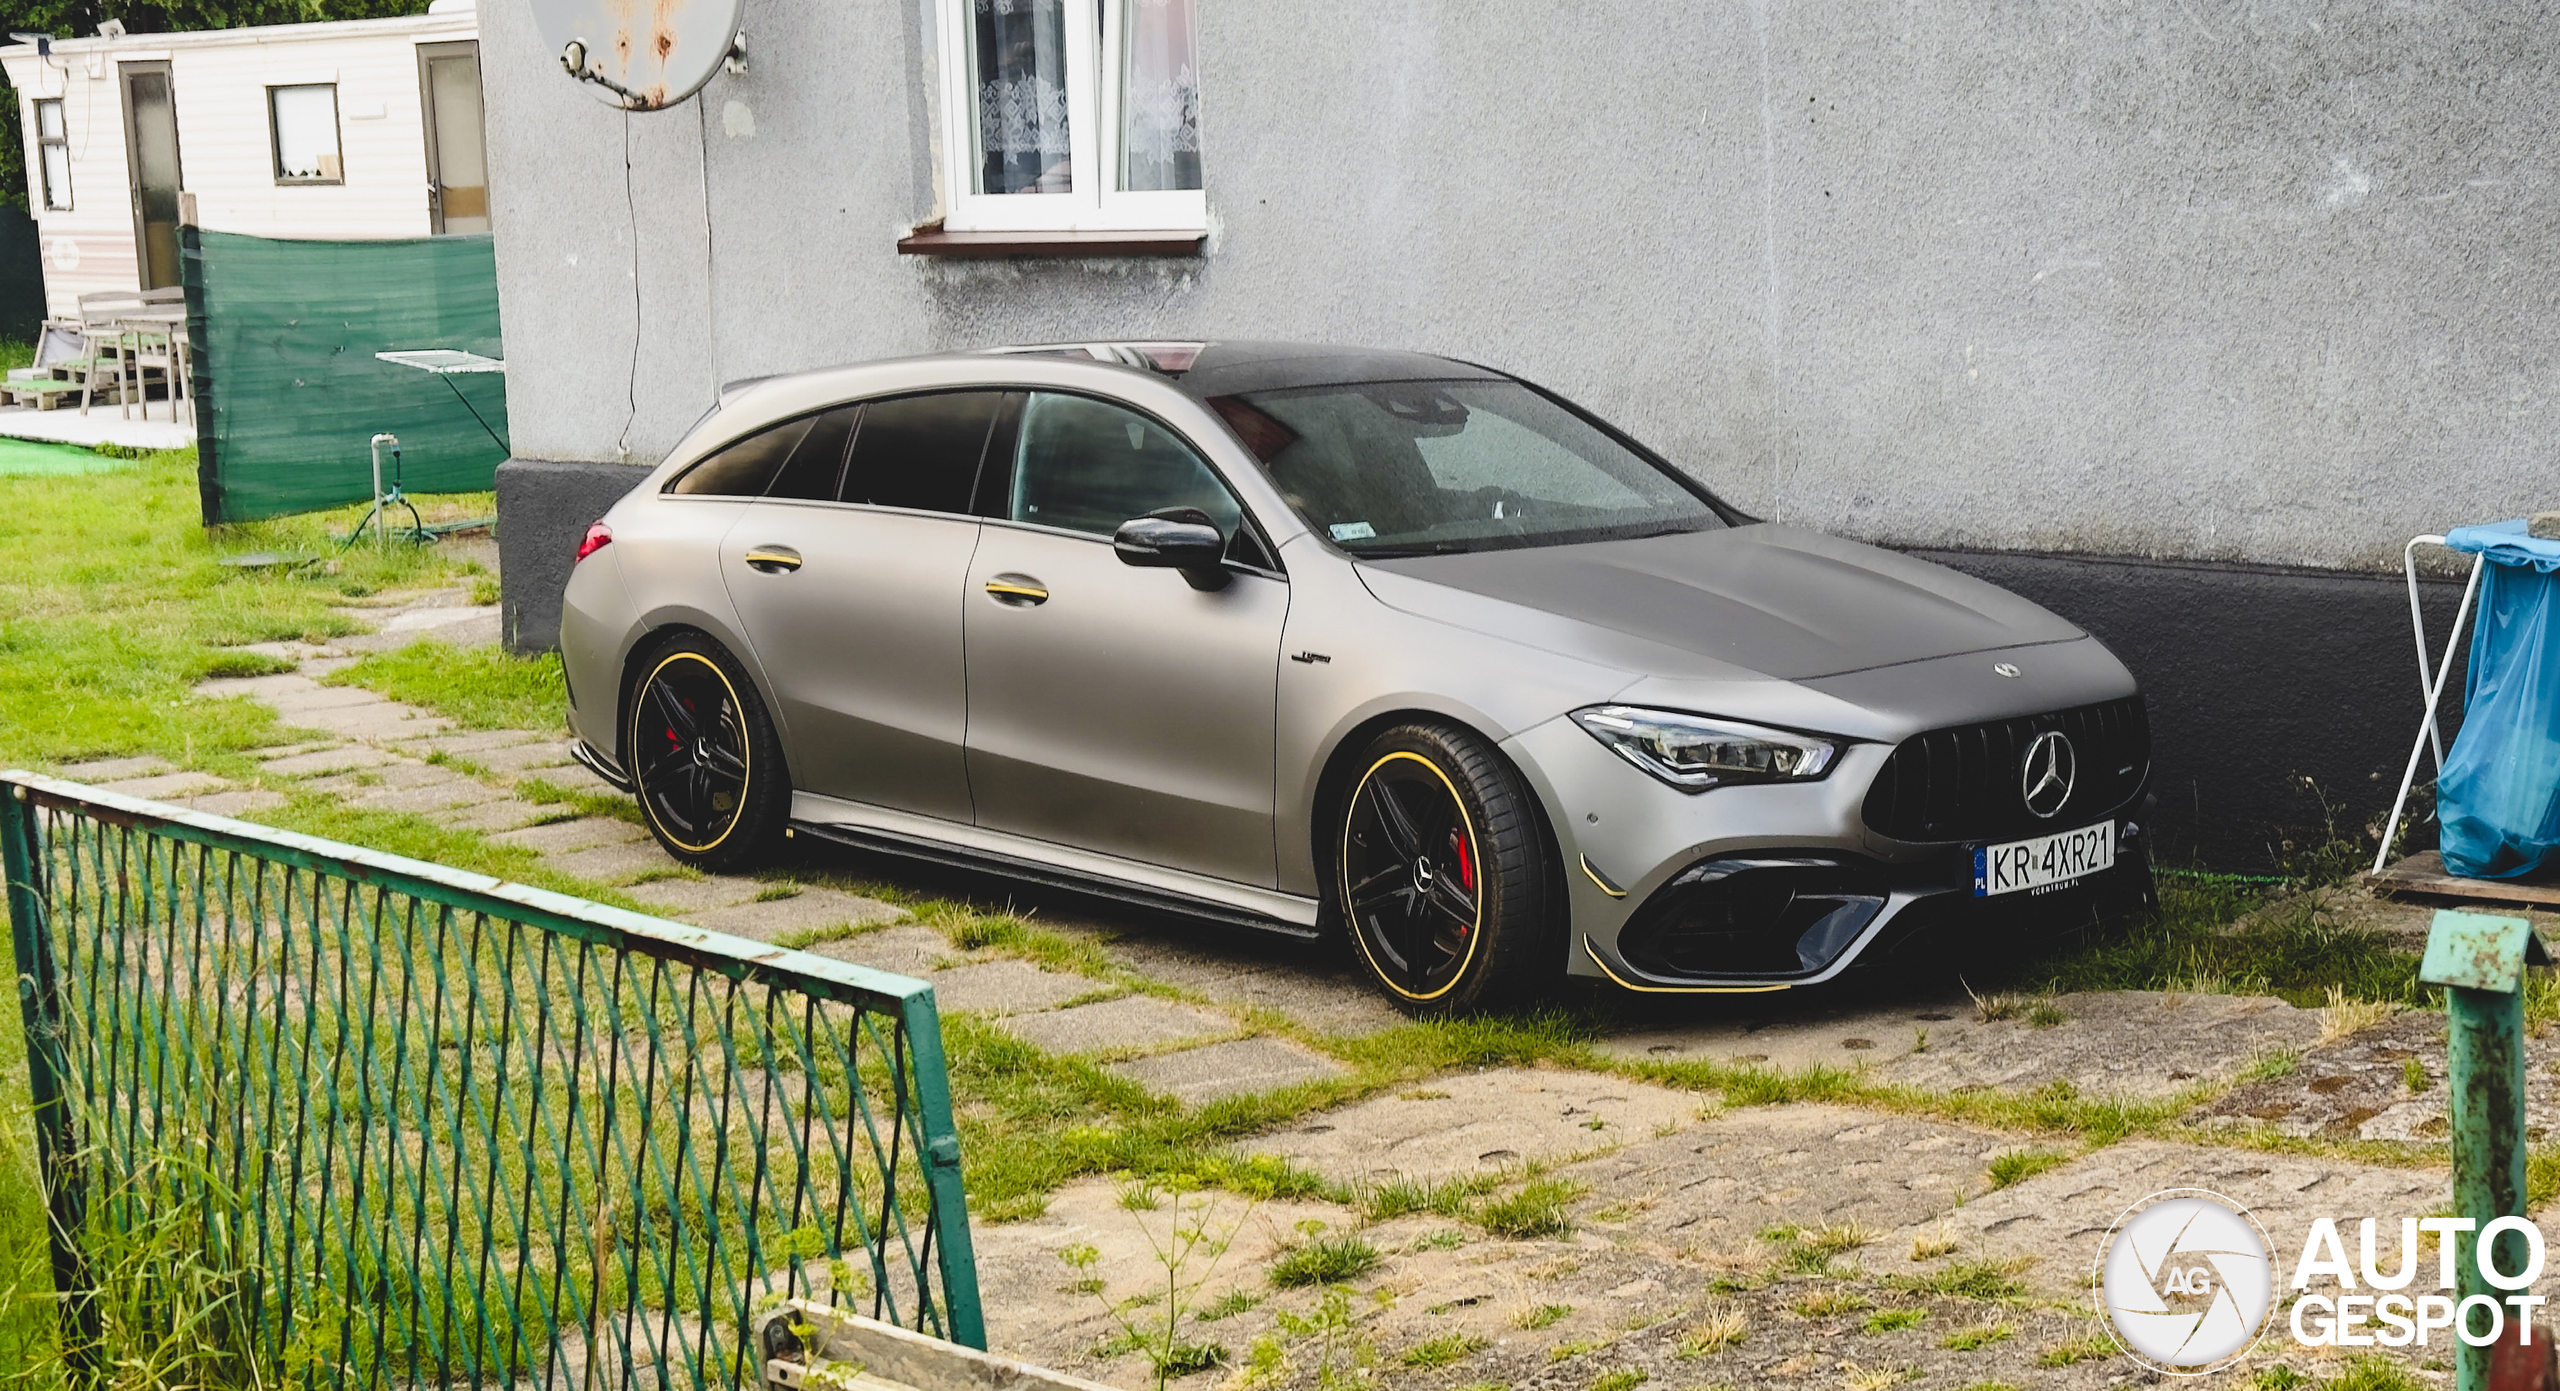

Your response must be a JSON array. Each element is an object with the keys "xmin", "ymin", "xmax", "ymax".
[
  {"xmin": 1678, "ymin": 1305, "xmax": 1749, "ymax": 1354},
  {"xmin": 2024, "ymin": 999, "xmax": 2067, "ymax": 1027},
  {"xmin": 2025, "ymin": 875, "xmax": 2421, "ymax": 1008},
  {"xmin": 1398, "ymin": 1333, "xmax": 1487, "ymax": 1368},
  {"xmin": 1862, "ymin": 1308, "xmax": 1926, "ymax": 1334},
  {"xmin": 1195, "ymin": 1290, "xmax": 1259, "ymax": 1322},
  {"xmin": 1841, "ymin": 1363, "xmax": 1914, "ymax": 1391},
  {"xmin": 1478, "ymin": 1177, "xmax": 1584, "ymax": 1239},
  {"xmin": 1514, "ymin": 1303, "xmax": 1572, "ymax": 1331},
  {"xmin": 1058, "ymin": 1179, "xmax": 1255, "ymax": 1391},
  {"xmin": 1272, "ymin": 1286, "xmax": 1372, "ymax": 1390},
  {"xmin": 2404, "ymin": 1059, "xmax": 2430, "ymax": 1093},
  {"xmin": 1359, "ymin": 1172, "xmax": 1488, "ymax": 1223},
  {"xmin": 1909, "ymin": 1226, "xmax": 1960, "ymax": 1260},
  {"xmin": 1806, "ymin": 1221, "xmax": 1882, "ymax": 1255},
  {"xmin": 2313, "ymin": 1357, "xmax": 2430, "ymax": 1391},
  {"xmin": 1939, "ymin": 1323, "xmax": 2013, "ymax": 1351},
  {"xmin": 2033, "ymin": 1334, "xmax": 2114, "ymax": 1366},
  {"xmin": 1888, "ymin": 1258, "xmax": 2029, "ymax": 1301},
  {"xmin": 2319, "ymin": 985, "xmax": 2398, "ymax": 1044},
  {"xmin": 1546, "ymin": 1337, "xmax": 1603, "ymax": 1361},
  {"xmin": 1984, "ymin": 1147, "xmax": 2068, "ymax": 1189},
  {"xmin": 1270, "ymin": 1226, "xmax": 1379, "ymax": 1288},
  {"xmin": 1589, "ymin": 1369, "xmax": 1648, "ymax": 1391},
  {"xmin": 1791, "ymin": 1290, "xmax": 1873, "ymax": 1318},
  {"xmin": 2240, "ymin": 1047, "xmax": 2304, "ymax": 1084}
]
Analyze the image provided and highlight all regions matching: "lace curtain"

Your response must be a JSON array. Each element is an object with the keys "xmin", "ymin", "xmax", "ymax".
[
  {"xmin": 973, "ymin": 0, "xmax": 1073, "ymax": 194},
  {"xmin": 1119, "ymin": 0, "xmax": 1200, "ymax": 192}
]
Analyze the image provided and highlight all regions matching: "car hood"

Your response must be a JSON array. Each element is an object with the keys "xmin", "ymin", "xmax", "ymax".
[{"xmin": 1356, "ymin": 523, "xmax": 2083, "ymax": 682}]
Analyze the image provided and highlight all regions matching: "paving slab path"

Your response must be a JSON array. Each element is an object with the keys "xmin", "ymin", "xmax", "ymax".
[{"xmin": 55, "ymin": 578, "xmax": 2522, "ymax": 1388}]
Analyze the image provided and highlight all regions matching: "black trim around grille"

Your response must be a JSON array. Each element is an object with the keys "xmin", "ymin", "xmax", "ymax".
[{"xmin": 1860, "ymin": 696, "xmax": 2150, "ymax": 844}]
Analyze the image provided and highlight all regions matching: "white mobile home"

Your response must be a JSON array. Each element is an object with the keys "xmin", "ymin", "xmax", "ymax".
[{"xmin": 1, "ymin": 1, "xmax": 489, "ymax": 316}]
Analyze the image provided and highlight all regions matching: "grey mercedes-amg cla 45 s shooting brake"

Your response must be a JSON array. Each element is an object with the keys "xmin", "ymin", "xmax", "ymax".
[{"xmin": 559, "ymin": 340, "xmax": 2154, "ymax": 1013}]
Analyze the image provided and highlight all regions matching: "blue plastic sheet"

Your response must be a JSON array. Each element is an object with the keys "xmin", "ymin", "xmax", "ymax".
[{"xmin": 2438, "ymin": 520, "xmax": 2560, "ymax": 879}]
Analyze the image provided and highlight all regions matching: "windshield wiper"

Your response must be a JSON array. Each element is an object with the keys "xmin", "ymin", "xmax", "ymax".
[{"xmin": 1348, "ymin": 541, "xmax": 1475, "ymax": 559}]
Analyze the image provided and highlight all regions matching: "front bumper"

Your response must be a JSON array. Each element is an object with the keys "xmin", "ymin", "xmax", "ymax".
[
  {"xmin": 1578, "ymin": 836, "xmax": 2153, "ymax": 992},
  {"xmin": 1503, "ymin": 706, "xmax": 2152, "ymax": 991}
]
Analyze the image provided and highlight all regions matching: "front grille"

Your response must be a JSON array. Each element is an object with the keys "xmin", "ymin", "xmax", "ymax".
[{"xmin": 1860, "ymin": 695, "xmax": 2150, "ymax": 844}]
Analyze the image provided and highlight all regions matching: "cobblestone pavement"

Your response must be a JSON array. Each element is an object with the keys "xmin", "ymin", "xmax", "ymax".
[{"xmin": 57, "ymin": 581, "xmax": 2522, "ymax": 1389}]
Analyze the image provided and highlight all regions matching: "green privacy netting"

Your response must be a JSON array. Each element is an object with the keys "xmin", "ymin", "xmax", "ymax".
[{"xmin": 183, "ymin": 226, "xmax": 508, "ymax": 524}]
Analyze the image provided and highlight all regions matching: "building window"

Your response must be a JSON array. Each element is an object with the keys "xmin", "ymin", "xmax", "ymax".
[
  {"xmin": 34, "ymin": 99, "xmax": 69, "ymax": 210},
  {"xmin": 268, "ymin": 84, "xmax": 343, "ymax": 184},
  {"xmin": 934, "ymin": 0, "xmax": 1203, "ymax": 233}
]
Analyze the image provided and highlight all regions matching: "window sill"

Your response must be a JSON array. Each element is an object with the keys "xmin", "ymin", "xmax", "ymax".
[{"xmin": 896, "ymin": 228, "xmax": 1205, "ymax": 259}]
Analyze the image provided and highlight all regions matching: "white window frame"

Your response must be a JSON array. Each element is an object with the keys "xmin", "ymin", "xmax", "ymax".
[
  {"xmin": 932, "ymin": 0, "xmax": 1205, "ymax": 234},
  {"xmin": 33, "ymin": 98, "xmax": 70, "ymax": 210},
  {"xmin": 267, "ymin": 82, "xmax": 344, "ymax": 185}
]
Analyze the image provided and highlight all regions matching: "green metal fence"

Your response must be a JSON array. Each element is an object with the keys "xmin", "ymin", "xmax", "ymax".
[{"xmin": 0, "ymin": 771, "xmax": 983, "ymax": 1388}]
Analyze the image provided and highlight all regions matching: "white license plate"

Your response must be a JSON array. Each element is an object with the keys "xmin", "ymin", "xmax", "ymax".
[{"xmin": 1974, "ymin": 821, "xmax": 2115, "ymax": 897}]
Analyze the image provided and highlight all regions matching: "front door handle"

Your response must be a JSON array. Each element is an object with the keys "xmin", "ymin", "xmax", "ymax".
[
  {"xmin": 983, "ymin": 574, "xmax": 1049, "ymax": 605},
  {"xmin": 743, "ymin": 546, "xmax": 802, "ymax": 573}
]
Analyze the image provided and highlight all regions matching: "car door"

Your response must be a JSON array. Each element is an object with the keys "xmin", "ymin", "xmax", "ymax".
[
  {"xmin": 718, "ymin": 391, "xmax": 1010, "ymax": 823},
  {"xmin": 963, "ymin": 391, "xmax": 1289, "ymax": 886}
]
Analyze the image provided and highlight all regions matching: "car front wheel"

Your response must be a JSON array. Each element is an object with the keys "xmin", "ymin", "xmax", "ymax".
[
  {"xmin": 1336, "ymin": 722, "xmax": 1556, "ymax": 1013},
  {"xmin": 623, "ymin": 633, "xmax": 790, "ymax": 872}
]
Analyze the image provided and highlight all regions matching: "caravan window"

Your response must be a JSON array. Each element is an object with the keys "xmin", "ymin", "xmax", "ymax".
[{"xmin": 269, "ymin": 84, "xmax": 343, "ymax": 184}]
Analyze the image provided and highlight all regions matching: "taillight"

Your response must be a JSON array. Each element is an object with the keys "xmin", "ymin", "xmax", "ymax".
[{"xmin": 575, "ymin": 520, "xmax": 613, "ymax": 563}]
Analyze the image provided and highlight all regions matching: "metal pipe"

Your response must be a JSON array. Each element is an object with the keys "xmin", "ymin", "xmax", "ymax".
[{"xmin": 2374, "ymin": 553, "xmax": 2485, "ymax": 876}]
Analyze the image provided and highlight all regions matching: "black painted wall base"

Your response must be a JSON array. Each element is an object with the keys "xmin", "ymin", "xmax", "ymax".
[
  {"xmin": 491, "ymin": 458, "xmax": 2465, "ymax": 869},
  {"xmin": 1915, "ymin": 549, "xmax": 2466, "ymax": 872},
  {"xmin": 495, "ymin": 458, "xmax": 647, "ymax": 654}
]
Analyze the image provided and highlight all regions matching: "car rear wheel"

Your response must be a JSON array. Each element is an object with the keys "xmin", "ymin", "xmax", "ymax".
[
  {"xmin": 1336, "ymin": 722, "xmax": 1555, "ymax": 1013},
  {"xmin": 624, "ymin": 633, "xmax": 789, "ymax": 872}
]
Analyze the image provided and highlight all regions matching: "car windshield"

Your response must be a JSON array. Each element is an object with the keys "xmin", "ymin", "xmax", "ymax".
[{"xmin": 1208, "ymin": 379, "xmax": 1721, "ymax": 556}]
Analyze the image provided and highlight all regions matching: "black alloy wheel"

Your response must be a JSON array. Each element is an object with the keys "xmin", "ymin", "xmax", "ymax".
[
  {"xmin": 1336, "ymin": 722, "xmax": 1554, "ymax": 1012},
  {"xmin": 624, "ymin": 634, "xmax": 789, "ymax": 870}
]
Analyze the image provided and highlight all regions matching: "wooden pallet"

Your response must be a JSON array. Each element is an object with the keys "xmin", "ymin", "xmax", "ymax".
[{"xmin": 2367, "ymin": 851, "xmax": 2560, "ymax": 909}]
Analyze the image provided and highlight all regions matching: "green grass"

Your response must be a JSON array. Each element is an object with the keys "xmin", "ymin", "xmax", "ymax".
[
  {"xmin": 2034, "ymin": 1334, "xmax": 2114, "ymax": 1367},
  {"xmin": 1984, "ymin": 1147, "xmax": 2068, "ymax": 1189},
  {"xmin": 1399, "ymin": 1333, "xmax": 1487, "ymax": 1368},
  {"xmin": 2020, "ymin": 876, "xmax": 2422, "ymax": 1007},
  {"xmin": 1589, "ymin": 1370, "xmax": 1647, "ymax": 1391},
  {"xmin": 0, "ymin": 447, "xmax": 486, "ymax": 775},
  {"xmin": 1515, "ymin": 1303, "xmax": 1571, "ymax": 1331},
  {"xmin": 1861, "ymin": 1308, "xmax": 1926, "ymax": 1334},
  {"xmin": 1269, "ymin": 1234, "xmax": 1379, "ymax": 1288},
  {"xmin": 1887, "ymin": 1259, "xmax": 2028, "ymax": 1302},
  {"xmin": 1938, "ymin": 1323, "xmax": 2012, "ymax": 1351},
  {"xmin": 324, "ymin": 639, "xmax": 567, "ymax": 731},
  {"xmin": 1478, "ymin": 1178, "xmax": 1584, "ymax": 1239}
]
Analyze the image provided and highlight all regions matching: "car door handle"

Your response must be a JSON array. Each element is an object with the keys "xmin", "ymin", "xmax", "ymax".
[
  {"xmin": 983, "ymin": 574, "xmax": 1049, "ymax": 605},
  {"xmin": 743, "ymin": 546, "xmax": 802, "ymax": 573}
]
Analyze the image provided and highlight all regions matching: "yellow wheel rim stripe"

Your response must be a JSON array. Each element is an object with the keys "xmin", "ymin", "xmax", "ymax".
[
  {"xmin": 631, "ymin": 651, "xmax": 750, "ymax": 855},
  {"xmin": 1341, "ymin": 750, "xmax": 1485, "ymax": 1002}
]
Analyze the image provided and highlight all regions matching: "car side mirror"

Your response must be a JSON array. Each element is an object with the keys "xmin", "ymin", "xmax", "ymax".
[{"xmin": 1114, "ymin": 512, "xmax": 1230, "ymax": 590}]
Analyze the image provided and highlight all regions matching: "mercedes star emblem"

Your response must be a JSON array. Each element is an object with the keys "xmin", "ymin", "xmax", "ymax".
[
  {"xmin": 1994, "ymin": 662, "xmax": 2022, "ymax": 679},
  {"xmin": 2021, "ymin": 730, "xmax": 2076, "ymax": 819}
]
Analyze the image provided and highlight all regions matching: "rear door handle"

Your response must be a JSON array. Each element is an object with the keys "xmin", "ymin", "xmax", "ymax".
[
  {"xmin": 983, "ymin": 573, "xmax": 1048, "ymax": 605},
  {"xmin": 743, "ymin": 546, "xmax": 802, "ymax": 573}
]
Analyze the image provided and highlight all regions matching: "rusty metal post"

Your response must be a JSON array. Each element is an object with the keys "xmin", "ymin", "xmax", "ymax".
[{"xmin": 2421, "ymin": 909, "xmax": 2550, "ymax": 1391}]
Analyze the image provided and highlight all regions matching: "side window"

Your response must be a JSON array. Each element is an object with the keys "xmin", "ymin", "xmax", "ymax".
[
  {"xmin": 842, "ymin": 391, "xmax": 1006, "ymax": 513},
  {"xmin": 765, "ymin": 406, "xmax": 859, "ymax": 501},
  {"xmin": 666, "ymin": 416, "xmax": 814, "ymax": 496},
  {"xmin": 1005, "ymin": 392, "xmax": 1239, "ymax": 539}
]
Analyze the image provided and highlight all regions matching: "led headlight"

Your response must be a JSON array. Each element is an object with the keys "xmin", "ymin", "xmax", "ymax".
[{"xmin": 1569, "ymin": 705, "xmax": 1840, "ymax": 791}]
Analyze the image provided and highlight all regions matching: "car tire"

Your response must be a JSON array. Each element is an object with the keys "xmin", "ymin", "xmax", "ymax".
[
  {"xmin": 622, "ymin": 632, "xmax": 790, "ymax": 873},
  {"xmin": 1334, "ymin": 721, "xmax": 1556, "ymax": 1014}
]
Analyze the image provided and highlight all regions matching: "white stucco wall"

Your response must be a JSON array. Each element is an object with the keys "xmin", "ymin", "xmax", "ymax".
[{"xmin": 477, "ymin": 0, "xmax": 2560, "ymax": 572}]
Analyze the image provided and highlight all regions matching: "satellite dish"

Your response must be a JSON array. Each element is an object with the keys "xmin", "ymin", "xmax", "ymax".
[{"xmin": 532, "ymin": 0, "xmax": 742, "ymax": 111}]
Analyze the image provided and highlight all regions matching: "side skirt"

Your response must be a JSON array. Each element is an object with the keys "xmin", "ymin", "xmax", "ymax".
[{"xmin": 787, "ymin": 804, "xmax": 1323, "ymax": 943}]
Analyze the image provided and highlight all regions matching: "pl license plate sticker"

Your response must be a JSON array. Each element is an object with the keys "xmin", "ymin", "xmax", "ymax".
[{"xmin": 1974, "ymin": 821, "xmax": 2115, "ymax": 897}]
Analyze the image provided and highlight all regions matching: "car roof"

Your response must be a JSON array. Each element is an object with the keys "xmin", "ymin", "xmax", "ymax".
[{"xmin": 976, "ymin": 340, "xmax": 1510, "ymax": 399}]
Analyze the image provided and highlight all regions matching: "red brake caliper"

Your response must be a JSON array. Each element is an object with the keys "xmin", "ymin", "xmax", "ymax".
[{"xmin": 1449, "ymin": 829, "xmax": 1476, "ymax": 936}]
